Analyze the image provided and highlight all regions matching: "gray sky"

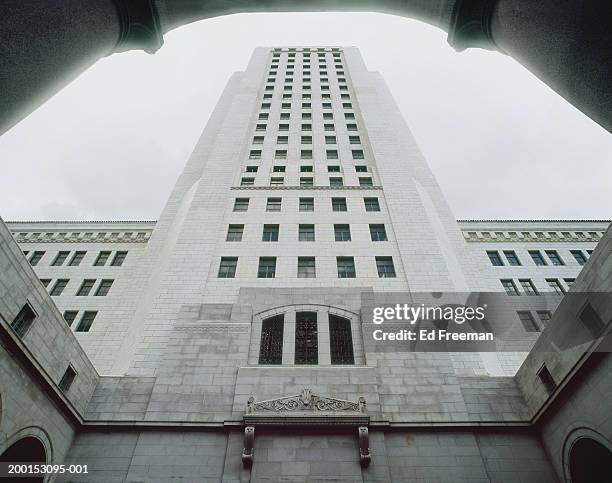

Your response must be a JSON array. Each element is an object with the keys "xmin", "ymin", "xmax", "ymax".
[{"xmin": 1, "ymin": 13, "xmax": 610, "ymax": 221}]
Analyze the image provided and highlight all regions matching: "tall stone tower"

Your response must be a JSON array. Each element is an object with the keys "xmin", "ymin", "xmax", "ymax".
[
  {"xmin": 3, "ymin": 47, "xmax": 608, "ymax": 482},
  {"xmin": 82, "ymin": 46, "xmax": 500, "ymax": 379}
]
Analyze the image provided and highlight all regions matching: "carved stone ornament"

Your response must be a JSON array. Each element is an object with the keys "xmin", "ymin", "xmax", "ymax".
[
  {"xmin": 246, "ymin": 387, "xmax": 367, "ymax": 414},
  {"xmin": 241, "ymin": 389, "xmax": 371, "ymax": 468}
]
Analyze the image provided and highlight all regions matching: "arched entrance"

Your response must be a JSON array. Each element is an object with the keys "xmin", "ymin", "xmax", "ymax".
[
  {"xmin": 569, "ymin": 437, "xmax": 612, "ymax": 483},
  {"xmin": 0, "ymin": 437, "xmax": 47, "ymax": 483}
]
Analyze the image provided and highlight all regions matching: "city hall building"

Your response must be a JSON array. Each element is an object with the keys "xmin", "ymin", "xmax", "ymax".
[{"xmin": 1, "ymin": 47, "xmax": 610, "ymax": 482}]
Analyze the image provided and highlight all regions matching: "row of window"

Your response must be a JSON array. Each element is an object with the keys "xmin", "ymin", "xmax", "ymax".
[
  {"xmin": 260, "ymin": 102, "xmax": 354, "ymax": 113},
  {"xmin": 233, "ymin": 197, "xmax": 380, "ymax": 212},
  {"xmin": 259, "ymin": 312, "xmax": 354, "ymax": 365},
  {"xmin": 26, "ymin": 250, "xmax": 127, "ymax": 267},
  {"xmin": 240, "ymin": 176, "xmax": 373, "ymax": 187},
  {"xmin": 218, "ymin": 256, "xmax": 396, "ymax": 279},
  {"xmin": 63, "ymin": 310, "xmax": 98, "ymax": 332},
  {"xmin": 259, "ymin": 112, "xmax": 355, "ymax": 122},
  {"xmin": 244, "ymin": 165, "xmax": 369, "ymax": 174},
  {"xmin": 260, "ymin": 92, "xmax": 351, "ymax": 101},
  {"xmin": 226, "ymin": 223, "xmax": 387, "ymax": 242},
  {"xmin": 249, "ymin": 148, "xmax": 364, "ymax": 159},
  {"xmin": 40, "ymin": 278, "xmax": 114, "ymax": 297},
  {"xmin": 9, "ymin": 303, "xmax": 79, "ymax": 392},
  {"xmin": 517, "ymin": 302, "xmax": 604, "ymax": 338},
  {"xmin": 488, "ymin": 249, "xmax": 591, "ymax": 267},
  {"xmin": 501, "ymin": 278, "xmax": 574, "ymax": 296}
]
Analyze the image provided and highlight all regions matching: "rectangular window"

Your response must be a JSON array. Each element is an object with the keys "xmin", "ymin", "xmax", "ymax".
[
  {"xmin": 329, "ymin": 177, "xmax": 343, "ymax": 187},
  {"xmin": 227, "ymin": 224, "xmax": 244, "ymax": 242},
  {"xmin": 259, "ymin": 315, "xmax": 284, "ymax": 364},
  {"xmin": 536, "ymin": 311, "xmax": 552, "ymax": 326},
  {"xmin": 253, "ymin": 135, "xmax": 264, "ymax": 144},
  {"xmin": 68, "ymin": 251, "xmax": 85, "ymax": 267},
  {"xmin": 302, "ymin": 112, "xmax": 312, "ymax": 120},
  {"xmin": 327, "ymin": 165, "xmax": 341, "ymax": 173},
  {"xmin": 299, "ymin": 224, "xmax": 315, "ymax": 241},
  {"xmin": 332, "ymin": 197, "xmax": 347, "ymax": 212},
  {"xmin": 300, "ymin": 177, "xmax": 314, "ymax": 187},
  {"xmin": 94, "ymin": 279, "xmax": 113, "ymax": 296},
  {"xmin": 300, "ymin": 165, "xmax": 313, "ymax": 173},
  {"xmin": 329, "ymin": 315, "xmax": 354, "ymax": 365},
  {"xmin": 326, "ymin": 149, "xmax": 338, "ymax": 159},
  {"xmin": 218, "ymin": 257, "xmax": 238, "ymax": 278},
  {"xmin": 570, "ymin": 250, "xmax": 587, "ymax": 265},
  {"xmin": 323, "ymin": 112, "xmax": 333, "ymax": 120},
  {"xmin": 63, "ymin": 310, "xmax": 78, "ymax": 327},
  {"xmin": 364, "ymin": 197, "xmax": 380, "ymax": 212},
  {"xmin": 347, "ymin": 123, "xmax": 358, "ymax": 131},
  {"xmin": 256, "ymin": 123, "xmax": 267, "ymax": 131},
  {"xmin": 50, "ymin": 279, "xmax": 69, "ymax": 296},
  {"xmin": 487, "ymin": 251, "xmax": 504, "ymax": 266},
  {"xmin": 10, "ymin": 303, "xmax": 37, "ymax": 338},
  {"xmin": 108, "ymin": 251, "xmax": 126, "ymax": 267},
  {"xmin": 75, "ymin": 311, "xmax": 97, "ymax": 332},
  {"xmin": 58, "ymin": 365, "xmax": 77, "ymax": 392},
  {"xmin": 266, "ymin": 197, "xmax": 282, "ymax": 211},
  {"xmin": 376, "ymin": 257, "xmax": 396, "ymax": 278},
  {"xmin": 546, "ymin": 278, "xmax": 566, "ymax": 295},
  {"xmin": 537, "ymin": 364, "xmax": 557, "ymax": 395},
  {"xmin": 277, "ymin": 135, "xmax": 288, "ymax": 144},
  {"xmin": 280, "ymin": 112, "xmax": 290, "ymax": 119},
  {"xmin": 278, "ymin": 124, "xmax": 289, "ymax": 131},
  {"xmin": 51, "ymin": 251, "xmax": 70, "ymax": 266},
  {"xmin": 29, "ymin": 251, "xmax": 45, "ymax": 266},
  {"xmin": 275, "ymin": 149, "xmax": 287, "ymax": 159},
  {"xmin": 355, "ymin": 165, "xmax": 368, "ymax": 173},
  {"xmin": 334, "ymin": 224, "xmax": 351, "ymax": 241},
  {"xmin": 370, "ymin": 224, "xmax": 387, "ymax": 241},
  {"xmin": 299, "ymin": 197, "xmax": 314, "ymax": 211},
  {"xmin": 241, "ymin": 177, "xmax": 255, "ymax": 186},
  {"xmin": 546, "ymin": 250, "xmax": 565, "ymax": 266},
  {"xmin": 352, "ymin": 149, "xmax": 364, "ymax": 159},
  {"xmin": 301, "ymin": 149, "xmax": 313, "ymax": 159},
  {"xmin": 295, "ymin": 312, "xmax": 318, "ymax": 364},
  {"xmin": 529, "ymin": 250, "xmax": 547, "ymax": 266},
  {"xmin": 76, "ymin": 279, "xmax": 96, "ymax": 296},
  {"xmin": 272, "ymin": 165, "xmax": 286, "ymax": 173},
  {"xmin": 249, "ymin": 149, "xmax": 262, "ymax": 159},
  {"xmin": 324, "ymin": 124, "xmax": 335, "ymax": 133},
  {"xmin": 325, "ymin": 136, "xmax": 337, "ymax": 144},
  {"xmin": 301, "ymin": 135, "xmax": 312, "ymax": 144},
  {"xmin": 258, "ymin": 113, "xmax": 269, "ymax": 120},
  {"xmin": 503, "ymin": 250, "xmax": 521, "ymax": 266},
  {"xmin": 579, "ymin": 303, "xmax": 605, "ymax": 338},
  {"xmin": 302, "ymin": 123, "xmax": 312, "ymax": 131},
  {"xmin": 349, "ymin": 136, "xmax": 361, "ymax": 144},
  {"xmin": 519, "ymin": 279, "xmax": 539, "ymax": 295},
  {"xmin": 501, "ymin": 279, "xmax": 520, "ymax": 296},
  {"xmin": 94, "ymin": 251, "xmax": 111, "ymax": 266},
  {"xmin": 517, "ymin": 311, "xmax": 540, "ymax": 332},
  {"xmin": 258, "ymin": 257, "xmax": 277, "ymax": 278},
  {"xmin": 233, "ymin": 198, "xmax": 249, "ymax": 212},
  {"xmin": 246, "ymin": 166, "xmax": 258, "ymax": 173},
  {"xmin": 337, "ymin": 257, "xmax": 356, "ymax": 278},
  {"xmin": 263, "ymin": 224, "xmax": 279, "ymax": 242},
  {"xmin": 298, "ymin": 257, "xmax": 316, "ymax": 278},
  {"xmin": 359, "ymin": 177, "xmax": 373, "ymax": 187}
]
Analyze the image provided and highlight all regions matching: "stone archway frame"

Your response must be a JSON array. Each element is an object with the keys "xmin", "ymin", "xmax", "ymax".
[
  {"xmin": 0, "ymin": 425, "xmax": 54, "ymax": 465},
  {"xmin": 561, "ymin": 425, "xmax": 612, "ymax": 482}
]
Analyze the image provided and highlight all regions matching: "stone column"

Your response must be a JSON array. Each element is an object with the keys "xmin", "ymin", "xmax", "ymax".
[
  {"xmin": 0, "ymin": 0, "xmax": 122, "ymax": 135},
  {"xmin": 448, "ymin": 0, "xmax": 612, "ymax": 133}
]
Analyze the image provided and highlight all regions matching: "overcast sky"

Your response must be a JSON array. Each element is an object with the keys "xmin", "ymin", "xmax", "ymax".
[{"xmin": 1, "ymin": 13, "xmax": 610, "ymax": 222}]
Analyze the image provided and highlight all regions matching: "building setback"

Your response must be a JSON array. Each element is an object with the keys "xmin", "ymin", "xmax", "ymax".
[{"xmin": 0, "ymin": 47, "xmax": 610, "ymax": 482}]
